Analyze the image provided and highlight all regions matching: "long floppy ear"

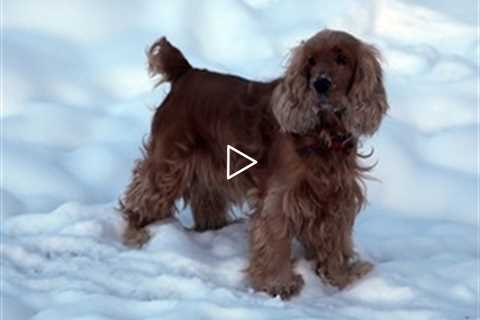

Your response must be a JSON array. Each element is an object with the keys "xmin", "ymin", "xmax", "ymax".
[
  {"xmin": 283, "ymin": 42, "xmax": 309, "ymax": 106},
  {"xmin": 347, "ymin": 43, "xmax": 389, "ymax": 136},
  {"xmin": 272, "ymin": 42, "xmax": 319, "ymax": 134}
]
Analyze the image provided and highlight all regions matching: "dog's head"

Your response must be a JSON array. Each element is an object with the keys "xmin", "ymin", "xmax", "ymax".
[{"xmin": 272, "ymin": 29, "xmax": 389, "ymax": 137}]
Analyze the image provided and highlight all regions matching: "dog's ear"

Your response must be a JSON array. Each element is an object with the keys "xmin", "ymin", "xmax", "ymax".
[
  {"xmin": 347, "ymin": 43, "xmax": 389, "ymax": 136},
  {"xmin": 282, "ymin": 41, "xmax": 310, "ymax": 108},
  {"xmin": 272, "ymin": 41, "xmax": 319, "ymax": 134},
  {"xmin": 287, "ymin": 42, "xmax": 308, "ymax": 83}
]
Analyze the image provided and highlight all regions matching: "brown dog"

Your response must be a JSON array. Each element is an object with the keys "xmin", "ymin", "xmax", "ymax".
[{"xmin": 120, "ymin": 29, "xmax": 389, "ymax": 299}]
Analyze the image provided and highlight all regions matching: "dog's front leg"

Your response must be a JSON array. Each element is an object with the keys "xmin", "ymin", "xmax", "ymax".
[
  {"xmin": 308, "ymin": 213, "xmax": 373, "ymax": 289},
  {"xmin": 247, "ymin": 199, "xmax": 304, "ymax": 299}
]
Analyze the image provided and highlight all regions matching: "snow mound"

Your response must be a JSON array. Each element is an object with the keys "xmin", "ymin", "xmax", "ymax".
[{"xmin": 2, "ymin": 203, "xmax": 475, "ymax": 319}]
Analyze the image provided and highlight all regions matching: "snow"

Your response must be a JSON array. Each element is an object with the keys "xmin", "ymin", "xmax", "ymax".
[{"xmin": 1, "ymin": 0, "xmax": 478, "ymax": 319}]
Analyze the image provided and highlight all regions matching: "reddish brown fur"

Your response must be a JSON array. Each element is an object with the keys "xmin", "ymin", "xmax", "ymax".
[{"xmin": 119, "ymin": 30, "xmax": 389, "ymax": 299}]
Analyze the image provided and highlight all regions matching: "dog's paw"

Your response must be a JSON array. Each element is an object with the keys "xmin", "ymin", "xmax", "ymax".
[
  {"xmin": 261, "ymin": 273, "xmax": 305, "ymax": 300},
  {"xmin": 123, "ymin": 226, "xmax": 151, "ymax": 248},
  {"xmin": 193, "ymin": 215, "xmax": 229, "ymax": 232},
  {"xmin": 316, "ymin": 259, "xmax": 373, "ymax": 289},
  {"xmin": 348, "ymin": 259, "xmax": 374, "ymax": 280}
]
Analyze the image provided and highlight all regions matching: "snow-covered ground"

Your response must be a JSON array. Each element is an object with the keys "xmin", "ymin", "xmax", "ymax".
[{"xmin": 1, "ymin": 0, "xmax": 478, "ymax": 319}]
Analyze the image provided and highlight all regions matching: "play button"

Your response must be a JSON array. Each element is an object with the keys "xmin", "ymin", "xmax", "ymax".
[{"xmin": 226, "ymin": 145, "xmax": 258, "ymax": 180}]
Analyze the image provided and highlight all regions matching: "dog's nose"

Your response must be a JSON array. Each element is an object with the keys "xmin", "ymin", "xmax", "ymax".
[{"xmin": 313, "ymin": 77, "xmax": 331, "ymax": 95}]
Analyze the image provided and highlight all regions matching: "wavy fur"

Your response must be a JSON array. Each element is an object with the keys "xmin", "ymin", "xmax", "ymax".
[{"xmin": 120, "ymin": 29, "xmax": 388, "ymax": 299}]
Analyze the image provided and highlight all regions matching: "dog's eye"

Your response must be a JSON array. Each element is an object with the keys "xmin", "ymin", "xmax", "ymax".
[
  {"xmin": 308, "ymin": 57, "xmax": 316, "ymax": 66},
  {"xmin": 336, "ymin": 54, "xmax": 348, "ymax": 66}
]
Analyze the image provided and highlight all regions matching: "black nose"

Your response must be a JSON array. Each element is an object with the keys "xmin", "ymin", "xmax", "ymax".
[{"xmin": 313, "ymin": 77, "xmax": 331, "ymax": 94}]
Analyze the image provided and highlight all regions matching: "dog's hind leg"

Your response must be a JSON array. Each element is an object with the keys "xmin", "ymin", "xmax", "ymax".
[
  {"xmin": 120, "ymin": 156, "xmax": 191, "ymax": 247},
  {"xmin": 190, "ymin": 183, "xmax": 229, "ymax": 232}
]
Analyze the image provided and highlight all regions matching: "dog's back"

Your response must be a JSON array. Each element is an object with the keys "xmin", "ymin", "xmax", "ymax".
[{"xmin": 147, "ymin": 38, "xmax": 279, "ymax": 181}]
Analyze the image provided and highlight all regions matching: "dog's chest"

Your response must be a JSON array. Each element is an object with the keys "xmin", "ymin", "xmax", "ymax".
[{"xmin": 277, "ymin": 132, "xmax": 361, "ymax": 200}]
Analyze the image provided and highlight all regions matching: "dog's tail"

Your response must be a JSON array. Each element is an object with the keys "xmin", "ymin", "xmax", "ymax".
[{"xmin": 147, "ymin": 37, "xmax": 192, "ymax": 85}]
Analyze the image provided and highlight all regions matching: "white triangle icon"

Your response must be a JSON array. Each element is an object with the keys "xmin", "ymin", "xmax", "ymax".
[{"xmin": 226, "ymin": 145, "xmax": 258, "ymax": 180}]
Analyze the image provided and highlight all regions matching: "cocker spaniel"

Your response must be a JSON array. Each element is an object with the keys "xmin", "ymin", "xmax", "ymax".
[{"xmin": 120, "ymin": 29, "xmax": 389, "ymax": 299}]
